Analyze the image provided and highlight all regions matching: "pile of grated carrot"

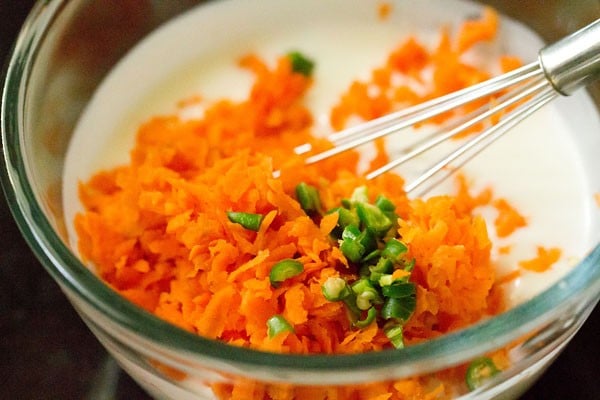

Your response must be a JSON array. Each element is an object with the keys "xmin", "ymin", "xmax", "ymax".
[{"xmin": 74, "ymin": 6, "xmax": 560, "ymax": 400}]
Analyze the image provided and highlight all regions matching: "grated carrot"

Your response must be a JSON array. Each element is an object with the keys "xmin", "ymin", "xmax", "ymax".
[
  {"xmin": 73, "ymin": 7, "xmax": 539, "ymax": 400},
  {"xmin": 493, "ymin": 198, "xmax": 527, "ymax": 238},
  {"xmin": 329, "ymin": 6, "xmax": 519, "ymax": 139},
  {"xmin": 519, "ymin": 246, "xmax": 562, "ymax": 272},
  {"xmin": 456, "ymin": 7, "xmax": 499, "ymax": 53}
]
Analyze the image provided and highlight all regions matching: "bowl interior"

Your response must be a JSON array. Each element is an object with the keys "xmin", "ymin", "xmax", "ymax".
[{"xmin": 2, "ymin": 0, "xmax": 600, "ymax": 388}]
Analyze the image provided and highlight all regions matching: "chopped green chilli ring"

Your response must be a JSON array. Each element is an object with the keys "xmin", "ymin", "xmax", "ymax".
[
  {"xmin": 380, "ymin": 296, "xmax": 415, "ymax": 322},
  {"xmin": 381, "ymin": 282, "xmax": 416, "ymax": 299},
  {"xmin": 295, "ymin": 182, "xmax": 321, "ymax": 215},
  {"xmin": 287, "ymin": 51, "xmax": 315, "ymax": 77},
  {"xmin": 340, "ymin": 225, "xmax": 369, "ymax": 263},
  {"xmin": 269, "ymin": 259, "xmax": 304, "ymax": 287},
  {"xmin": 355, "ymin": 202, "xmax": 393, "ymax": 236},
  {"xmin": 267, "ymin": 315, "xmax": 295, "ymax": 338},
  {"xmin": 384, "ymin": 323, "xmax": 405, "ymax": 349},
  {"xmin": 381, "ymin": 239, "xmax": 408, "ymax": 261},
  {"xmin": 227, "ymin": 211, "xmax": 264, "ymax": 231},
  {"xmin": 312, "ymin": 185, "xmax": 416, "ymax": 348},
  {"xmin": 354, "ymin": 306, "xmax": 377, "ymax": 328},
  {"xmin": 466, "ymin": 357, "xmax": 501, "ymax": 390}
]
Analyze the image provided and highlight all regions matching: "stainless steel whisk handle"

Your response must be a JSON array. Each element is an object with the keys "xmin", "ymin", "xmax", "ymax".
[{"xmin": 539, "ymin": 18, "xmax": 600, "ymax": 96}]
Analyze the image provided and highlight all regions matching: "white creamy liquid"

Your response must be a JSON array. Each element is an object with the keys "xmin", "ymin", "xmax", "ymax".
[{"xmin": 63, "ymin": 0, "xmax": 600, "ymax": 318}]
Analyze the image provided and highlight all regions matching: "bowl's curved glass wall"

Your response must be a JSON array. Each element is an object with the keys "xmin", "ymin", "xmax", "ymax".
[{"xmin": 2, "ymin": 1, "xmax": 599, "ymax": 399}]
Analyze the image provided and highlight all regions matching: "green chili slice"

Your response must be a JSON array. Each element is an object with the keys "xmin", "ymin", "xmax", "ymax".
[
  {"xmin": 353, "ymin": 306, "xmax": 377, "ymax": 328},
  {"xmin": 378, "ymin": 274, "xmax": 395, "ymax": 287},
  {"xmin": 362, "ymin": 249, "xmax": 381, "ymax": 263},
  {"xmin": 355, "ymin": 202, "xmax": 393, "ymax": 236},
  {"xmin": 381, "ymin": 281, "xmax": 416, "ymax": 298},
  {"xmin": 374, "ymin": 195, "xmax": 396, "ymax": 212},
  {"xmin": 350, "ymin": 186, "xmax": 369, "ymax": 203},
  {"xmin": 360, "ymin": 228, "xmax": 378, "ymax": 254},
  {"xmin": 269, "ymin": 259, "xmax": 304, "ymax": 287},
  {"xmin": 368, "ymin": 257, "xmax": 393, "ymax": 284},
  {"xmin": 340, "ymin": 240, "xmax": 365, "ymax": 262},
  {"xmin": 384, "ymin": 323, "xmax": 405, "ymax": 349},
  {"xmin": 332, "ymin": 207, "xmax": 360, "ymax": 230},
  {"xmin": 267, "ymin": 315, "xmax": 295, "ymax": 338},
  {"xmin": 315, "ymin": 185, "xmax": 419, "ymax": 336},
  {"xmin": 351, "ymin": 278, "xmax": 382, "ymax": 310},
  {"xmin": 466, "ymin": 357, "xmax": 500, "ymax": 390},
  {"xmin": 287, "ymin": 51, "xmax": 315, "ymax": 77},
  {"xmin": 227, "ymin": 211, "xmax": 264, "ymax": 231},
  {"xmin": 321, "ymin": 276, "xmax": 351, "ymax": 301},
  {"xmin": 295, "ymin": 182, "xmax": 321, "ymax": 215},
  {"xmin": 342, "ymin": 293, "xmax": 361, "ymax": 321},
  {"xmin": 375, "ymin": 195, "xmax": 398, "ymax": 226},
  {"xmin": 340, "ymin": 240, "xmax": 364, "ymax": 263},
  {"xmin": 341, "ymin": 224, "xmax": 361, "ymax": 241},
  {"xmin": 340, "ymin": 225, "xmax": 365, "ymax": 263},
  {"xmin": 404, "ymin": 258, "xmax": 416, "ymax": 272}
]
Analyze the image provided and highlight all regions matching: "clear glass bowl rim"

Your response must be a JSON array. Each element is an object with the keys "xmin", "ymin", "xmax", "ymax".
[{"xmin": 2, "ymin": 0, "xmax": 600, "ymax": 377}]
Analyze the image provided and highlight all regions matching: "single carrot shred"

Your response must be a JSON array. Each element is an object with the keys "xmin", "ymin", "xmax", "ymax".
[
  {"xmin": 497, "ymin": 245, "xmax": 512, "ymax": 255},
  {"xmin": 499, "ymin": 55, "xmax": 523, "ymax": 73},
  {"xmin": 519, "ymin": 246, "xmax": 562, "ymax": 272},
  {"xmin": 495, "ymin": 269, "xmax": 521, "ymax": 285},
  {"xmin": 329, "ymin": 6, "xmax": 519, "ymax": 139}
]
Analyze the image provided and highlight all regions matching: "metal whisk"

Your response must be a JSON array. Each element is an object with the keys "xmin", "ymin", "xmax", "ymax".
[{"xmin": 294, "ymin": 19, "xmax": 600, "ymax": 195}]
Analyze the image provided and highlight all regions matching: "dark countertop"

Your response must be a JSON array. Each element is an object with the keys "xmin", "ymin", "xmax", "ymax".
[{"xmin": 1, "ymin": 1, "xmax": 598, "ymax": 399}]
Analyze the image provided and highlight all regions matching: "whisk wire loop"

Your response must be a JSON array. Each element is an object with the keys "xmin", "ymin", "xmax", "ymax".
[
  {"xmin": 404, "ymin": 85, "xmax": 558, "ymax": 194},
  {"xmin": 297, "ymin": 62, "xmax": 543, "ymax": 165},
  {"xmin": 365, "ymin": 74, "xmax": 550, "ymax": 180},
  {"xmin": 289, "ymin": 19, "xmax": 600, "ymax": 193}
]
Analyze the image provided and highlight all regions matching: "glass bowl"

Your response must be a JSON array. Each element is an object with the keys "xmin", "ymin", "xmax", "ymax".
[{"xmin": 2, "ymin": 1, "xmax": 599, "ymax": 399}]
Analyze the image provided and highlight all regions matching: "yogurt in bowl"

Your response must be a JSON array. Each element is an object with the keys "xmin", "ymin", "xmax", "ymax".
[{"xmin": 25, "ymin": 0, "xmax": 600, "ymax": 399}]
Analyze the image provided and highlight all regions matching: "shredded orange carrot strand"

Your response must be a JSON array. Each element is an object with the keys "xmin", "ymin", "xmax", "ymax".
[
  {"xmin": 497, "ymin": 245, "xmax": 512, "ymax": 255},
  {"xmin": 519, "ymin": 246, "xmax": 562, "ymax": 272}
]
